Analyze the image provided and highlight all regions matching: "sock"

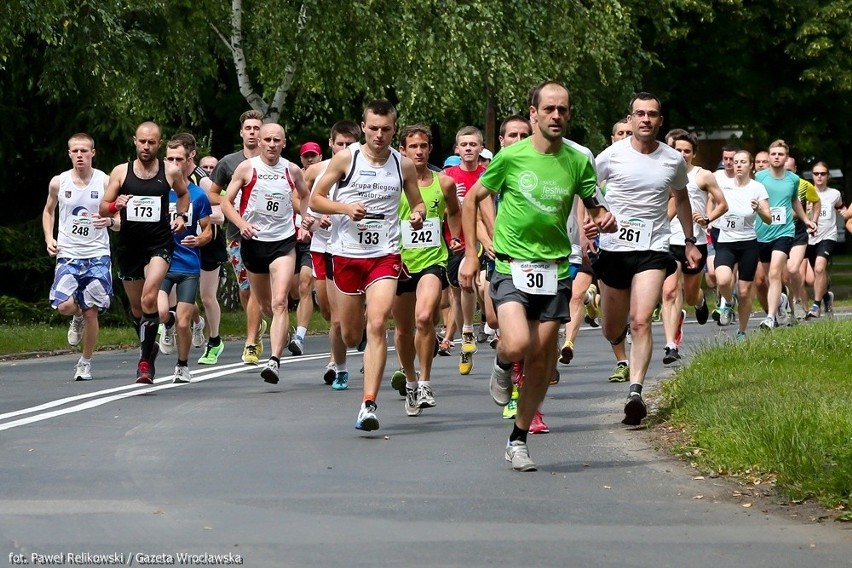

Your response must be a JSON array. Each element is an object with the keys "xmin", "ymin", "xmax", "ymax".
[
  {"xmin": 139, "ymin": 312, "xmax": 159, "ymax": 360},
  {"xmin": 177, "ymin": 359, "xmax": 188, "ymax": 367},
  {"xmin": 165, "ymin": 310, "xmax": 176, "ymax": 328},
  {"xmin": 72, "ymin": 314, "xmax": 84, "ymax": 322},
  {"xmin": 296, "ymin": 326, "xmax": 307, "ymax": 340},
  {"xmin": 483, "ymin": 323, "xmax": 495, "ymax": 334},
  {"xmin": 208, "ymin": 335, "xmax": 221, "ymax": 347},
  {"xmin": 495, "ymin": 357, "xmax": 512, "ymax": 370},
  {"xmin": 131, "ymin": 315, "xmax": 142, "ymax": 339},
  {"xmin": 462, "ymin": 324, "xmax": 474, "ymax": 334},
  {"xmin": 78, "ymin": 356, "xmax": 91, "ymax": 365},
  {"xmin": 629, "ymin": 383, "xmax": 643, "ymax": 395},
  {"xmin": 407, "ymin": 381, "xmax": 417, "ymax": 391},
  {"xmin": 665, "ymin": 342, "xmax": 677, "ymax": 350},
  {"xmin": 270, "ymin": 356, "xmax": 280, "ymax": 365},
  {"xmin": 363, "ymin": 399, "xmax": 377, "ymax": 410},
  {"xmin": 509, "ymin": 424, "xmax": 528, "ymax": 444},
  {"xmin": 418, "ymin": 380, "xmax": 430, "ymax": 388},
  {"xmin": 617, "ymin": 359, "xmax": 628, "ymax": 367},
  {"xmin": 336, "ymin": 363, "xmax": 348, "ymax": 373}
]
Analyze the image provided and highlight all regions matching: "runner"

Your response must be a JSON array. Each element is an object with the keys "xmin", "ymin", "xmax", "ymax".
[
  {"xmin": 391, "ymin": 124, "xmax": 461, "ymax": 416},
  {"xmin": 460, "ymin": 80, "xmax": 615, "ymax": 471},
  {"xmin": 303, "ymin": 120, "xmax": 362, "ymax": 387},
  {"xmin": 591, "ymin": 92, "xmax": 697, "ymax": 426},
  {"xmin": 713, "ymin": 150, "xmax": 771, "ymax": 339},
  {"xmin": 158, "ymin": 135, "xmax": 213, "ymax": 383},
  {"xmin": 42, "ymin": 133, "xmax": 117, "ymax": 381},
  {"xmin": 805, "ymin": 161, "xmax": 842, "ymax": 318},
  {"xmin": 660, "ymin": 130, "xmax": 727, "ymax": 363},
  {"xmin": 754, "ymin": 140, "xmax": 816, "ymax": 330},
  {"xmin": 784, "ymin": 155, "xmax": 821, "ymax": 320},
  {"xmin": 100, "ymin": 121, "xmax": 190, "ymax": 384},
  {"xmin": 207, "ymin": 110, "xmax": 267, "ymax": 365},
  {"xmin": 219, "ymin": 123, "xmax": 312, "ymax": 384},
  {"xmin": 310, "ymin": 99, "xmax": 426, "ymax": 431}
]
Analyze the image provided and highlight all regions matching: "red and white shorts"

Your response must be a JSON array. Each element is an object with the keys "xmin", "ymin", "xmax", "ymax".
[{"xmin": 331, "ymin": 254, "xmax": 402, "ymax": 295}]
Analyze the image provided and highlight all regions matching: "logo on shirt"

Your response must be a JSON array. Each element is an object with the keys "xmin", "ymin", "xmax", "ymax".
[
  {"xmin": 90, "ymin": 191, "xmax": 99, "ymax": 199},
  {"xmin": 518, "ymin": 171, "xmax": 538, "ymax": 193},
  {"xmin": 64, "ymin": 191, "xmax": 72, "ymax": 199},
  {"xmin": 359, "ymin": 170, "xmax": 377, "ymax": 177},
  {"xmin": 257, "ymin": 174, "xmax": 281, "ymax": 180}
]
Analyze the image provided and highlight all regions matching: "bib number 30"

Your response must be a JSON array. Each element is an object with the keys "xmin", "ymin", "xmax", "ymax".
[{"xmin": 510, "ymin": 260, "xmax": 557, "ymax": 295}]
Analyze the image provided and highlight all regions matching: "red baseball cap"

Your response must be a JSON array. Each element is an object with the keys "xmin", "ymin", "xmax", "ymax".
[{"xmin": 300, "ymin": 142, "xmax": 321, "ymax": 156}]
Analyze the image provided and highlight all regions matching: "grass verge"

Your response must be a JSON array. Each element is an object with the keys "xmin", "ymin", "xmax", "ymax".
[
  {"xmin": 0, "ymin": 310, "xmax": 331, "ymax": 359},
  {"xmin": 653, "ymin": 319, "xmax": 852, "ymax": 518}
]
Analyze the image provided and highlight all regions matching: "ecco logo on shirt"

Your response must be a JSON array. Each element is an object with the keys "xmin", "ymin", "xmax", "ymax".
[{"xmin": 257, "ymin": 174, "xmax": 281, "ymax": 180}]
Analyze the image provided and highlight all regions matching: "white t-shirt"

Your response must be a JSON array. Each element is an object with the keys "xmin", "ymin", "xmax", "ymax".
[
  {"xmin": 716, "ymin": 179, "xmax": 769, "ymax": 243},
  {"xmin": 562, "ymin": 138, "xmax": 597, "ymax": 264},
  {"xmin": 710, "ymin": 170, "xmax": 736, "ymax": 229},
  {"xmin": 670, "ymin": 166, "xmax": 709, "ymax": 246},
  {"xmin": 327, "ymin": 143, "xmax": 404, "ymax": 258},
  {"xmin": 809, "ymin": 188, "xmax": 842, "ymax": 244},
  {"xmin": 596, "ymin": 137, "xmax": 688, "ymax": 253}
]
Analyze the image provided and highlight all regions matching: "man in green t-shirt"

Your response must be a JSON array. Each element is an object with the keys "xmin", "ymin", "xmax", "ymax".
[{"xmin": 459, "ymin": 80, "xmax": 615, "ymax": 472}]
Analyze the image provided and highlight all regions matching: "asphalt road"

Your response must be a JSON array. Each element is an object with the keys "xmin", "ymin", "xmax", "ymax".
[{"xmin": 1, "ymin": 317, "xmax": 849, "ymax": 567}]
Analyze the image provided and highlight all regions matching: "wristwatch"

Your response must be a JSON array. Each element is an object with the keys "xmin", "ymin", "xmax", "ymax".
[
  {"xmin": 177, "ymin": 212, "xmax": 189, "ymax": 222},
  {"xmin": 684, "ymin": 236, "xmax": 697, "ymax": 245}
]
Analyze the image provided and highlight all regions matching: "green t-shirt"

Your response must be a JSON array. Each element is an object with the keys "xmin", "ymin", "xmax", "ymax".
[
  {"xmin": 480, "ymin": 138, "xmax": 596, "ymax": 279},
  {"xmin": 398, "ymin": 171, "xmax": 448, "ymax": 273}
]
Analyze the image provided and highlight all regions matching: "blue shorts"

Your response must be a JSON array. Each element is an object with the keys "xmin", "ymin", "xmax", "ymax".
[{"xmin": 50, "ymin": 256, "xmax": 113, "ymax": 312}]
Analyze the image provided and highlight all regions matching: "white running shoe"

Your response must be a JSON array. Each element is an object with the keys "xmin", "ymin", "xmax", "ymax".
[
  {"xmin": 67, "ymin": 316, "xmax": 84, "ymax": 346},
  {"xmin": 158, "ymin": 323, "xmax": 176, "ymax": 355},
  {"xmin": 776, "ymin": 293, "xmax": 790, "ymax": 326},
  {"xmin": 191, "ymin": 316, "xmax": 206, "ymax": 348},
  {"xmin": 173, "ymin": 364, "xmax": 191, "ymax": 384},
  {"xmin": 74, "ymin": 361, "xmax": 92, "ymax": 381},
  {"xmin": 759, "ymin": 316, "xmax": 776, "ymax": 330}
]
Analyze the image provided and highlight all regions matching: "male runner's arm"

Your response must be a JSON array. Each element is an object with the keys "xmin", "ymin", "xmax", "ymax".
[
  {"xmin": 399, "ymin": 157, "xmax": 425, "ymax": 230},
  {"xmin": 289, "ymin": 162, "xmax": 314, "ymax": 234},
  {"xmin": 310, "ymin": 149, "xmax": 365, "ymax": 220},
  {"xmin": 672, "ymin": 186, "xmax": 701, "ymax": 268},
  {"xmin": 792, "ymin": 195, "xmax": 817, "ymax": 234},
  {"xmin": 220, "ymin": 160, "xmax": 254, "ymax": 238},
  {"xmin": 458, "ymin": 180, "xmax": 489, "ymax": 293},
  {"xmin": 696, "ymin": 171, "xmax": 728, "ymax": 227},
  {"xmin": 42, "ymin": 176, "xmax": 60, "ymax": 256},
  {"xmin": 439, "ymin": 173, "xmax": 463, "ymax": 253}
]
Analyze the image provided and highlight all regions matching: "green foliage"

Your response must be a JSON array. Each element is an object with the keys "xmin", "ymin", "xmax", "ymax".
[{"xmin": 0, "ymin": 221, "xmax": 55, "ymax": 302}]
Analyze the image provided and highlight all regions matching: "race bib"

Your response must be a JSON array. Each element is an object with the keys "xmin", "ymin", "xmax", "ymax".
[
  {"xmin": 66, "ymin": 212, "xmax": 96, "ymax": 240},
  {"xmin": 510, "ymin": 260, "xmax": 557, "ymax": 295},
  {"xmin": 614, "ymin": 217, "xmax": 652, "ymax": 249},
  {"xmin": 258, "ymin": 188, "xmax": 288, "ymax": 218},
  {"xmin": 344, "ymin": 218, "xmax": 390, "ymax": 250},
  {"xmin": 819, "ymin": 208, "xmax": 830, "ymax": 219},
  {"xmin": 126, "ymin": 196, "xmax": 161, "ymax": 223},
  {"xmin": 722, "ymin": 215, "xmax": 745, "ymax": 231},
  {"xmin": 401, "ymin": 218, "xmax": 440, "ymax": 249},
  {"xmin": 770, "ymin": 207, "xmax": 786, "ymax": 225},
  {"xmin": 168, "ymin": 202, "xmax": 194, "ymax": 226}
]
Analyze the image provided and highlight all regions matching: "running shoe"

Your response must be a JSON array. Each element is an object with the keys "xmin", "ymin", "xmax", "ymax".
[
  {"xmin": 135, "ymin": 360, "xmax": 153, "ymax": 384},
  {"xmin": 390, "ymin": 369, "xmax": 407, "ymax": 396},
  {"xmin": 198, "ymin": 342, "xmax": 224, "ymax": 365},
  {"xmin": 503, "ymin": 386, "xmax": 518, "ymax": 419},
  {"xmin": 67, "ymin": 316, "xmax": 84, "ymax": 346},
  {"xmin": 489, "ymin": 333, "xmax": 500, "ymax": 349},
  {"xmin": 332, "ymin": 370, "xmax": 349, "ymax": 391},
  {"xmin": 461, "ymin": 331, "xmax": 477, "ymax": 354},
  {"xmin": 404, "ymin": 388, "xmax": 421, "ymax": 417},
  {"xmin": 191, "ymin": 316, "xmax": 206, "ymax": 348},
  {"xmin": 793, "ymin": 299, "xmax": 807, "ymax": 321},
  {"xmin": 806, "ymin": 303, "xmax": 821, "ymax": 320},
  {"xmin": 718, "ymin": 302, "xmax": 733, "ymax": 327},
  {"xmin": 437, "ymin": 338, "xmax": 453, "ymax": 356},
  {"xmin": 559, "ymin": 339, "xmax": 574, "ymax": 365},
  {"xmin": 323, "ymin": 362, "xmax": 337, "ymax": 385},
  {"xmin": 695, "ymin": 298, "xmax": 709, "ymax": 325},
  {"xmin": 74, "ymin": 361, "xmax": 92, "ymax": 381},
  {"xmin": 242, "ymin": 344, "xmax": 259, "ymax": 365},
  {"xmin": 550, "ymin": 368, "xmax": 560, "ymax": 386},
  {"xmin": 652, "ymin": 304, "xmax": 662, "ymax": 322},
  {"xmin": 759, "ymin": 316, "xmax": 776, "ymax": 330},
  {"xmin": 735, "ymin": 331, "xmax": 747, "ymax": 342},
  {"xmin": 505, "ymin": 440, "xmax": 537, "ymax": 472},
  {"xmin": 529, "ymin": 411, "xmax": 550, "ymax": 434},
  {"xmin": 622, "ymin": 392, "xmax": 647, "ymax": 426},
  {"xmin": 490, "ymin": 359, "xmax": 513, "ymax": 406},
  {"xmin": 674, "ymin": 309, "xmax": 686, "ymax": 347},
  {"xmin": 511, "ymin": 361, "xmax": 524, "ymax": 386},
  {"xmin": 608, "ymin": 362, "xmax": 629, "ymax": 383},
  {"xmin": 663, "ymin": 346, "xmax": 681, "ymax": 365},
  {"xmin": 158, "ymin": 322, "xmax": 176, "ymax": 355},
  {"xmin": 173, "ymin": 364, "xmax": 191, "ymax": 384},
  {"xmin": 825, "ymin": 291, "xmax": 834, "ymax": 315},
  {"xmin": 288, "ymin": 334, "xmax": 305, "ymax": 356},
  {"xmin": 355, "ymin": 402, "xmax": 380, "ymax": 431},
  {"xmin": 476, "ymin": 330, "xmax": 489, "ymax": 343},
  {"xmin": 258, "ymin": 318, "xmax": 268, "ymax": 339},
  {"xmin": 776, "ymin": 293, "xmax": 790, "ymax": 326},
  {"xmin": 711, "ymin": 308, "xmax": 720, "ymax": 323},
  {"xmin": 416, "ymin": 383, "xmax": 436, "ymax": 409},
  {"xmin": 583, "ymin": 312, "xmax": 601, "ymax": 327},
  {"xmin": 459, "ymin": 351, "xmax": 474, "ymax": 375},
  {"xmin": 261, "ymin": 359, "xmax": 279, "ymax": 384}
]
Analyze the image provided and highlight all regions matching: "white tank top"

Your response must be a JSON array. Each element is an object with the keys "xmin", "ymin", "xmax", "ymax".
[
  {"xmin": 239, "ymin": 156, "xmax": 296, "ymax": 242},
  {"xmin": 57, "ymin": 169, "xmax": 111, "ymax": 259},
  {"xmin": 309, "ymin": 161, "xmax": 335, "ymax": 254},
  {"xmin": 670, "ymin": 166, "xmax": 709, "ymax": 246},
  {"xmin": 328, "ymin": 143, "xmax": 404, "ymax": 258}
]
